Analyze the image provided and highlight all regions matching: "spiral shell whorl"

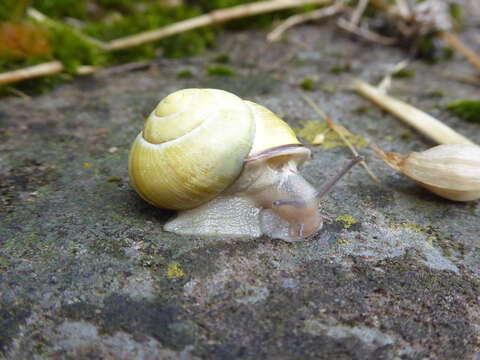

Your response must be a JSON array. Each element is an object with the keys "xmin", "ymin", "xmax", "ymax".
[{"xmin": 129, "ymin": 89, "xmax": 256, "ymax": 210}]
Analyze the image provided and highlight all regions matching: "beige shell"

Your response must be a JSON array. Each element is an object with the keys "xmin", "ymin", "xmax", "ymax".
[{"xmin": 376, "ymin": 144, "xmax": 480, "ymax": 201}]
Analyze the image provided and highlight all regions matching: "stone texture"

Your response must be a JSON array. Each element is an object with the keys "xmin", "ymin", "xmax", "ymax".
[{"xmin": 1, "ymin": 16, "xmax": 479, "ymax": 360}]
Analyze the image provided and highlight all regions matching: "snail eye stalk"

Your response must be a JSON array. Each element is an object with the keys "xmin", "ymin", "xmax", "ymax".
[
  {"xmin": 271, "ymin": 156, "xmax": 363, "ymax": 209},
  {"xmin": 315, "ymin": 156, "xmax": 363, "ymax": 200}
]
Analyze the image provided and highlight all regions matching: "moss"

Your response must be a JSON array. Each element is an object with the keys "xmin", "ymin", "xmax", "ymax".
[
  {"xmin": 214, "ymin": 53, "xmax": 231, "ymax": 63},
  {"xmin": 299, "ymin": 77, "xmax": 314, "ymax": 91},
  {"xmin": 107, "ymin": 176, "xmax": 122, "ymax": 183},
  {"xmin": 353, "ymin": 105, "xmax": 367, "ymax": 115},
  {"xmin": 207, "ymin": 64, "xmax": 235, "ymax": 76},
  {"xmin": 425, "ymin": 90, "xmax": 443, "ymax": 98},
  {"xmin": 415, "ymin": 35, "xmax": 442, "ymax": 63},
  {"xmin": 449, "ymin": 3, "xmax": 463, "ymax": 29},
  {"xmin": 48, "ymin": 25, "xmax": 105, "ymax": 73},
  {"xmin": 442, "ymin": 47, "xmax": 454, "ymax": 61},
  {"xmin": 0, "ymin": 0, "xmax": 24, "ymax": 21},
  {"xmin": 328, "ymin": 62, "xmax": 350, "ymax": 75},
  {"xmin": 177, "ymin": 69, "xmax": 194, "ymax": 78},
  {"xmin": 446, "ymin": 100, "xmax": 480, "ymax": 123},
  {"xmin": 392, "ymin": 68, "xmax": 415, "ymax": 79}
]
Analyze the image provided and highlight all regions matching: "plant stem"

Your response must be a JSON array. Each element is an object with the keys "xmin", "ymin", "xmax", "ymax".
[
  {"xmin": 351, "ymin": 78, "xmax": 475, "ymax": 145},
  {"xmin": 105, "ymin": 0, "xmax": 332, "ymax": 51}
]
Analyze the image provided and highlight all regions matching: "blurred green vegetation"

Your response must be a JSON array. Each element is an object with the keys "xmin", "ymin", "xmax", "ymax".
[
  {"xmin": 447, "ymin": 100, "xmax": 480, "ymax": 123},
  {"xmin": 0, "ymin": 0, "xmax": 309, "ymax": 95}
]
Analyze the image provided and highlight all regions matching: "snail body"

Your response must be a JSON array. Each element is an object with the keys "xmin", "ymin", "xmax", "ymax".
[{"xmin": 129, "ymin": 88, "xmax": 354, "ymax": 241}]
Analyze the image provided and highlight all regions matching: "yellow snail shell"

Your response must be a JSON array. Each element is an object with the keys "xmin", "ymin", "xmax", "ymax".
[{"xmin": 129, "ymin": 88, "xmax": 354, "ymax": 241}]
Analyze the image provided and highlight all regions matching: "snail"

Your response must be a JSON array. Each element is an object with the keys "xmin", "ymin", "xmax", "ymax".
[
  {"xmin": 129, "ymin": 88, "xmax": 360, "ymax": 241},
  {"xmin": 375, "ymin": 144, "xmax": 480, "ymax": 201}
]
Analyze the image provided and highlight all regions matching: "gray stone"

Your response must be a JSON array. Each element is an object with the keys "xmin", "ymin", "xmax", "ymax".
[{"xmin": 1, "ymin": 10, "xmax": 479, "ymax": 360}]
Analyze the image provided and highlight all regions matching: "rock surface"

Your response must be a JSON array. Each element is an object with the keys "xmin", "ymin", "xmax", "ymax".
[{"xmin": 1, "ymin": 18, "xmax": 480, "ymax": 360}]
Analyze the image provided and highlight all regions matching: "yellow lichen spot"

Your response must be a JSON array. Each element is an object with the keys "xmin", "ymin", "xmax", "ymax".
[
  {"xmin": 385, "ymin": 135, "xmax": 393, "ymax": 141},
  {"xmin": 335, "ymin": 214, "xmax": 357, "ymax": 229},
  {"xmin": 167, "ymin": 263, "xmax": 184, "ymax": 279},
  {"xmin": 402, "ymin": 220, "xmax": 422, "ymax": 233},
  {"xmin": 295, "ymin": 120, "xmax": 368, "ymax": 149},
  {"xmin": 83, "ymin": 162, "xmax": 92, "ymax": 168},
  {"xmin": 338, "ymin": 238, "xmax": 350, "ymax": 245}
]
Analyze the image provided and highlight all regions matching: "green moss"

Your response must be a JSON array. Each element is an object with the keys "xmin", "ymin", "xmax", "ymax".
[
  {"xmin": 328, "ymin": 62, "xmax": 350, "ymax": 75},
  {"xmin": 31, "ymin": 0, "xmax": 88, "ymax": 20},
  {"xmin": 207, "ymin": 64, "xmax": 235, "ymax": 76},
  {"xmin": 299, "ymin": 77, "xmax": 314, "ymax": 91},
  {"xmin": 214, "ymin": 53, "xmax": 231, "ymax": 63},
  {"xmin": 447, "ymin": 100, "xmax": 480, "ymax": 123},
  {"xmin": 392, "ymin": 69, "xmax": 415, "ymax": 79},
  {"xmin": 177, "ymin": 69, "xmax": 193, "ymax": 78},
  {"xmin": 449, "ymin": 3, "xmax": 463, "ymax": 29},
  {"xmin": 353, "ymin": 106, "xmax": 368, "ymax": 115},
  {"xmin": 416, "ymin": 35, "xmax": 437, "ymax": 63},
  {"xmin": 425, "ymin": 90, "xmax": 443, "ymax": 98},
  {"xmin": 0, "ymin": 0, "xmax": 26, "ymax": 21},
  {"xmin": 443, "ymin": 47, "xmax": 454, "ymax": 60},
  {"xmin": 107, "ymin": 176, "xmax": 122, "ymax": 183},
  {"xmin": 49, "ymin": 26, "xmax": 105, "ymax": 72}
]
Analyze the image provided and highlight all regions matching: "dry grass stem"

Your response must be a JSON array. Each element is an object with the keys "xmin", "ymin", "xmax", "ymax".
[
  {"xmin": 267, "ymin": 3, "xmax": 343, "ymax": 42},
  {"xmin": 437, "ymin": 31, "xmax": 480, "ymax": 72},
  {"xmin": 442, "ymin": 72, "xmax": 480, "ymax": 87},
  {"xmin": 394, "ymin": 0, "xmax": 411, "ymax": 18},
  {"xmin": 337, "ymin": 17, "xmax": 397, "ymax": 45},
  {"xmin": 105, "ymin": 0, "xmax": 332, "ymax": 51},
  {"xmin": 377, "ymin": 59, "xmax": 409, "ymax": 91},
  {"xmin": 0, "ymin": 62, "xmax": 98, "ymax": 86},
  {"xmin": 301, "ymin": 93, "xmax": 380, "ymax": 183},
  {"xmin": 0, "ymin": 61, "xmax": 64, "ymax": 85},
  {"xmin": 350, "ymin": 0, "xmax": 368, "ymax": 26},
  {"xmin": 351, "ymin": 78, "xmax": 475, "ymax": 145}
]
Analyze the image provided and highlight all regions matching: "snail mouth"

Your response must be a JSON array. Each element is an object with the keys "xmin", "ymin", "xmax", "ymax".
[{"xmin": 244, "ymin": 144, "xmax": 310, "ymax": 163}]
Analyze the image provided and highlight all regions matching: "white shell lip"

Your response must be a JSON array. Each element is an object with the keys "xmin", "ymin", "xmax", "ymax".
[{"xmin": 244, "ymin": 144, "xmax": 310, "ymax": 164}]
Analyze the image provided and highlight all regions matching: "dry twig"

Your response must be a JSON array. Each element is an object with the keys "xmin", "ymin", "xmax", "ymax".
[
  {"xmin": 301, "ymin": 93, "xmax": 381, "ymax": 183},
  {"xmin": 267, "ymin": 2, "xmax": 344, "ymax": 42},
  {"xmin": 351, "ymin": 78, "xmax": 475, "ymax": 145},
  {"xmin": 105, "ymin": 0, "xmax": 332, "ymax": 51},
  {"xmin": 349, "ymin": 0, "xmax": 368, "ymax": 26},
  {"xmin": 0, "ymin": 61, "xmax": 98, "ymax": 86},
  {"xmin": 336, "ymin": 17, "xmax": 397, "ymax": 45},
  {"xmin": 437, "ymin": 31, "xmax": 480, "ymax": 72}
]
